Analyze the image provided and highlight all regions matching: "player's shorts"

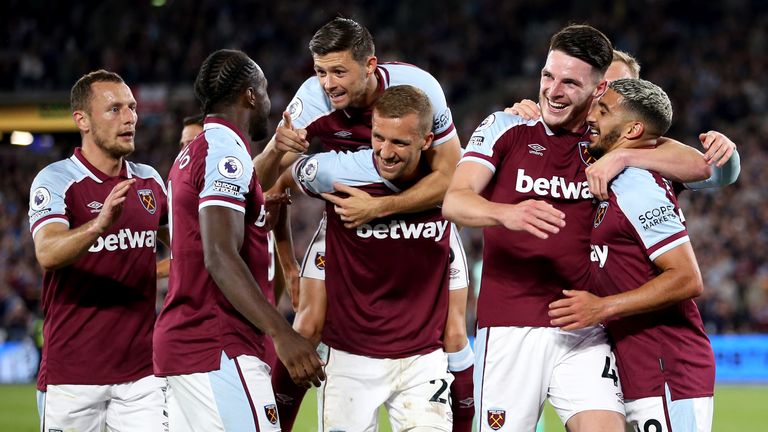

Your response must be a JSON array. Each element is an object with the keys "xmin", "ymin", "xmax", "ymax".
[
  {"xmin": 165, "ymin": 352, "xmax": 279, "ymax": 432},
  {"xmin": 317, "ymin": 345, "xmax": 453, "ymax": 432},
  {"xmin": 301, "ymin": 214, "xmax": 469, "ymax": 290},
  {"xmin": 625, "ymin": 383, "xmax": 713, "ymax": 432},
  {"xmin": 474, "ymin": 325, "xmax": 625, "ymax": 431},
  {"xmin": 37, "ymin": 374, "xmax": 167, "ymax": 432}
]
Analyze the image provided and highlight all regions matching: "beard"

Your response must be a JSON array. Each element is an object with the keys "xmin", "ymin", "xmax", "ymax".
[
  {"xmin": 587, "ymin": 128, "xmax": 621, "ymax": 160},
  {"xmin": 93, "ymin": 127, "xmax": 134, "ymax": 159}
]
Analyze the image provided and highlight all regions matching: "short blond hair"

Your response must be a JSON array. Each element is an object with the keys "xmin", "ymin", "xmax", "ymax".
[{"xmin": 612, "ymin": 50, "xmax": 641, "ymax": 79}]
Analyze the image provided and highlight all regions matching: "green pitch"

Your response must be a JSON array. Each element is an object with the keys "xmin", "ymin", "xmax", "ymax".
[{"xmin": 1, "ymin": 384, "xmax": 765, "ymax": 431}]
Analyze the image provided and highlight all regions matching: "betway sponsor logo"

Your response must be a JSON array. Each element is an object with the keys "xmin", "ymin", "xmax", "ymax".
[
  {"xmin": 590, "ymin": 244, "xmax": 609, "ymax": 268},
  {"xmin": 515, "ymin": 169, "xmax": 592, "ymax": 199},
  {"xmin": 89, "ymin": 229, "xmax": 157, "ymax": 252},
  {"xmin": 356, "ymin": 220, "xmax": 448, "ymax": 242}
]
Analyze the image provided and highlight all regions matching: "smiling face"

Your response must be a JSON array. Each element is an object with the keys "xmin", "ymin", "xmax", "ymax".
[
  {"xmin": 79, "ymin": 81, "xmax": 138, "ymax": 159},
  {"xmin": 539, "ymin": 50, "xmax": 606, "ymax": 133},
  {"xmin": 371, "ymin": 111, "xmax": 433, "ymax": 182},
  {"xmin": 313, "ymin": 49, "xmax": 376, "ymax": 110},
  {"xmin": 586, "ymin": 88, "xmax": 628, "ymax": 159}
]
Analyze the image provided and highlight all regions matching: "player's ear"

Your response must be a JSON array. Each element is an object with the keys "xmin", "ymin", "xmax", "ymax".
[
  {"xmin": 625, "ymin": 121, "xmax": 644, "ymax": 140},
  {"xmin": 73, "ymin": 110, "xmax": 90, "ymax": 133},
  {"xmin": 421, "ymin": 132, "xmax": 434, "ymax": 151},
  {"xmin": 594, "ymin": 79, "xmax": 608, "ymax": 98},
  {"xmin": 365, "ymin": 56, "xmax": 377, "ymax": 76}
]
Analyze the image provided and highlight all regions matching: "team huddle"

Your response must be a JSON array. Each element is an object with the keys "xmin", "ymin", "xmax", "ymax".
[{"xmin": 28, "ymin": 18, "xmax": 740, "ymax": 432}]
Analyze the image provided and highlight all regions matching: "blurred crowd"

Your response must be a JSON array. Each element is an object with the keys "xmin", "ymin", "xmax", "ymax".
[{"xmin": 1, "ymin": 0, "xmax": 767, "ymax": 346}]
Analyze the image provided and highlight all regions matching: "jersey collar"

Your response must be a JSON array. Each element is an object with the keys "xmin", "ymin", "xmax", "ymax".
[{"xmin": 70, "ymin": 147, "xmax": 130, "ymax": 183}]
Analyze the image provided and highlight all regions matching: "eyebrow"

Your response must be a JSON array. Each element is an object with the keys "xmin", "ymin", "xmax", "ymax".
[{"xmin": 598, "ymin": 100, "xmax": 610, "ymax": 112}]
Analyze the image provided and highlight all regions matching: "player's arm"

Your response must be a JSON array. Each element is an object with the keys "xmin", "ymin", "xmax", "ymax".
[
  {"xmin": 586, "ymin": 138, "xmax": 711, "ymax": 200},
  {"xmin": 253, "ymin": 112, "xmax": 309, "ymax": 190},
  {"xmin": 442, "ymin": 161, "xmax": 565, "ymax": 238},
  {"xmin": 684, "ymin": 136, "xmax": 740, "ymax": 190},
  {"xmin": 444, "ymin": 287, "xmax": 469, "ymax": 353},
  {"xmin": 200, "ymin": 205, "xmax": 324, "ymax": 386},
  {"xmin": 548, "ymin": 243, "xmax": 703, "ymax": 330},
  {"xmin": 33, "ymin": 179, "xmax": 135, "ymax": 271},
  {"xmin": 327, "ymin": 135, "xmax": 462, "ymax": 228}
]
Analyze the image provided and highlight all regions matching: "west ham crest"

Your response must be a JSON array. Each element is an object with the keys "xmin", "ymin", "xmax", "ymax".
[
  {"xmin": 314, "ymin": 252, "xmax": 326, "ymax": 270},
  {"xmin": 579, "ymin": 141, "xmax": 596, "ymax": 166},
  {"xmin": 264, "ymin": 404, "xmax": 278, "ymax": 425},
  {"xmin": 594, "ymin": 201, "xmax": 610, "ymax": 228},
  {"xmin": 137, "ymin": 189, "xmax": 157, "ymax": 214},
  {"xmin": 487, "ymin": 409, "xmax": 506, "ymax": 430}
]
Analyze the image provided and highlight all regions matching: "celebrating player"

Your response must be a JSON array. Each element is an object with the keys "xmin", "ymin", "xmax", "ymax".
[
  {"xmin": 443, "ymin": 24, "xmax": 717, "ymax": 431},
  {"xmin": 548, "ymin": 78, "xmax": 717, "ymax": 431},
  {"xmin": 253, "ymin": 18, "xmax": 473, "ymax": 431},
  {"xmin": 152, "ymin": 49, "xmax": 324, "ymax": 432},
  {"xmin": 29, "ymin": 70, "xmax": 168, "ymax": 432}
]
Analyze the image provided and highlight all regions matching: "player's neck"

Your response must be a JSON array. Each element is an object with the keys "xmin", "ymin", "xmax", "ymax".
[
  {"xmin": 81, "ymin": 142, "xmax": 123, "ymax": 177},
  {"xmin": 361, "ymin": 71, "xmax": 380, "ymax": 108}
]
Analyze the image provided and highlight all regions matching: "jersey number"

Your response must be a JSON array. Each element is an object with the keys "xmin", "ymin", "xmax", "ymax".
[
  {"xmin": 601, "ymin": 356, "xmax": 619, "ymax": 387},
  {"xmin": 632, "ymin": 419, "xmax": 662, "ymax": 432},
  {"xmin": 429, "ymin": 379, "xmax": 449, "ymax": 404}
]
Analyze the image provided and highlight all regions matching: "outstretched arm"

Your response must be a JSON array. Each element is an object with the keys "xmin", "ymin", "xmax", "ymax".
[{"xmin": 253, "ymin": 112, "xmax": 308, "ymax": 190}]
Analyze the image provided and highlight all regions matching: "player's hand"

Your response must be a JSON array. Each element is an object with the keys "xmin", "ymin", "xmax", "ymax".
[
  {"xmin": 585, "ymin": 150, "xmax": 627, "ymax": 201},
  {"xmin": 548, "ymin": 289, "xmax": 606, "ymax": 330},
  {"xmin": 263, "ymin": 190, "xmax": 292, "ymax": 232},
  {"xmin": 321, "ymin": 183, "xmax": 382, "ymax": 228},
  {"xmin": 498, "ymin": 199, "xmax": 565, "ymax": 239},
  {"xmin": 273, "ymin": 328, "xmax": 325, "ymax": 387},
  {"xmin": 700, "ymin": 130, "xmax": 736, "ymax": 168},
  {"xmin": 275, "ymin": 111, "xmax": 309, "ymax": 154},
  {"xmin": 503, "ymin": 99, "xmax": 541, "ymax": 120},
  {"xmin": 92, "ymin": 179, "xmax": 135, "ymax": 234}
]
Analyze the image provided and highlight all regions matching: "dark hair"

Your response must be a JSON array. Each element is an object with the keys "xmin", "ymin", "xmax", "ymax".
[
  {"xmin": 309, "ymin": 17, "xmax": 375, "ymax": 62},
  {"xmin": 549, "ymin": 25, "xmax": 613, "ymax": 74},
  {"xmin": 609, "ymin": 78, "xmax": 673, "ymax": 136},
  {"xmin": 194, "ymin": 49, "xmax": 261, "ymax": 114},
  {"xmin": 70, "ymin": 69, "xmax": 125, "ymax": 113},
  {"xmin": 182, "ymin": 114, "xmax": 204, "ymax": 127},
  {"xmin": 374, "ymin": 85, "xmax": 433, "ymax": 135}
]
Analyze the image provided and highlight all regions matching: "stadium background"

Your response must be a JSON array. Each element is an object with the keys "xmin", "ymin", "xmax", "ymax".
[{"xmin": 0, "ymin": 0, "xmax": 766, "ymax": 430}]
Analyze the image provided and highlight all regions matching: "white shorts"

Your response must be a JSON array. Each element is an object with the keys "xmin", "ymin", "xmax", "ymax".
[
  {"xmin": 318, "ymin": 345, "xmax": 453, "ymax": 432},
  {"xmin": 301, "ymin": 215, "xmax": 469, "ymax": 290},
  {"xmin": 37, "ymin": 374, "xmax": 167, "ymax": 432},
  {"xmin": 625, "ymin": 384, "xmax": 713, "ymax": 432},
  {"xmin": 165, "ymin": 352, "xmax": 279, "ymax": 432},
  {"xmin": 475, "ymin": 326, "xmax": 625, "ymax": 431}
]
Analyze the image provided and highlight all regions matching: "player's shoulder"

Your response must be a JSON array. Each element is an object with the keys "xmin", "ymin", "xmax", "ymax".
[
  {"xmin": 32, "ymin": 158, "xmax": 86, "ymax": 189},
  {"xmin": 612, "ymin": 167, "xmax": 673, "ymax": 208},
  {"xmin": 381, "ymin": 63, "xmax": 444, "ymax": 95},
  {"xmin": 127, "ymin": 161, "xmax": 162, "ymax": 181},
  {"xmin": 470, "ymin": 111, "xmax": 538, "ymax": 140},
  {"xmin": 287, "ymin": 76, "xmax": 334, "ymax": 123}
]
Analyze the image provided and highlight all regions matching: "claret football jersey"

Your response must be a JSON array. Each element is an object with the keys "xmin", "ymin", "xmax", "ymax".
[
  {"xmin": 153, "ymin": 117, "xmax": 273, "ymax": 375},
  {"xmin": 461, "ymin": 112, "xmax": 594, "ymax": 327},
  {"xmin": 28, "ymin": 148, "xmax": 167, "ymax": 390},
  {"xmin": 292, "ymin": 149, "xmax": 450, "ymax": 358}
]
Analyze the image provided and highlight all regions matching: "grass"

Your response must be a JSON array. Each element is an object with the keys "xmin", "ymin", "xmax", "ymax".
[{"xmin": 2, "ymin": 384, "xmax": 765, "ymax": 431}]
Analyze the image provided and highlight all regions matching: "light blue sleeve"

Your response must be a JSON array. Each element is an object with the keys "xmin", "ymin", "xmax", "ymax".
[{"xmin": 292, "ymin": 149, "xmax": 381, "ymax": 195}]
